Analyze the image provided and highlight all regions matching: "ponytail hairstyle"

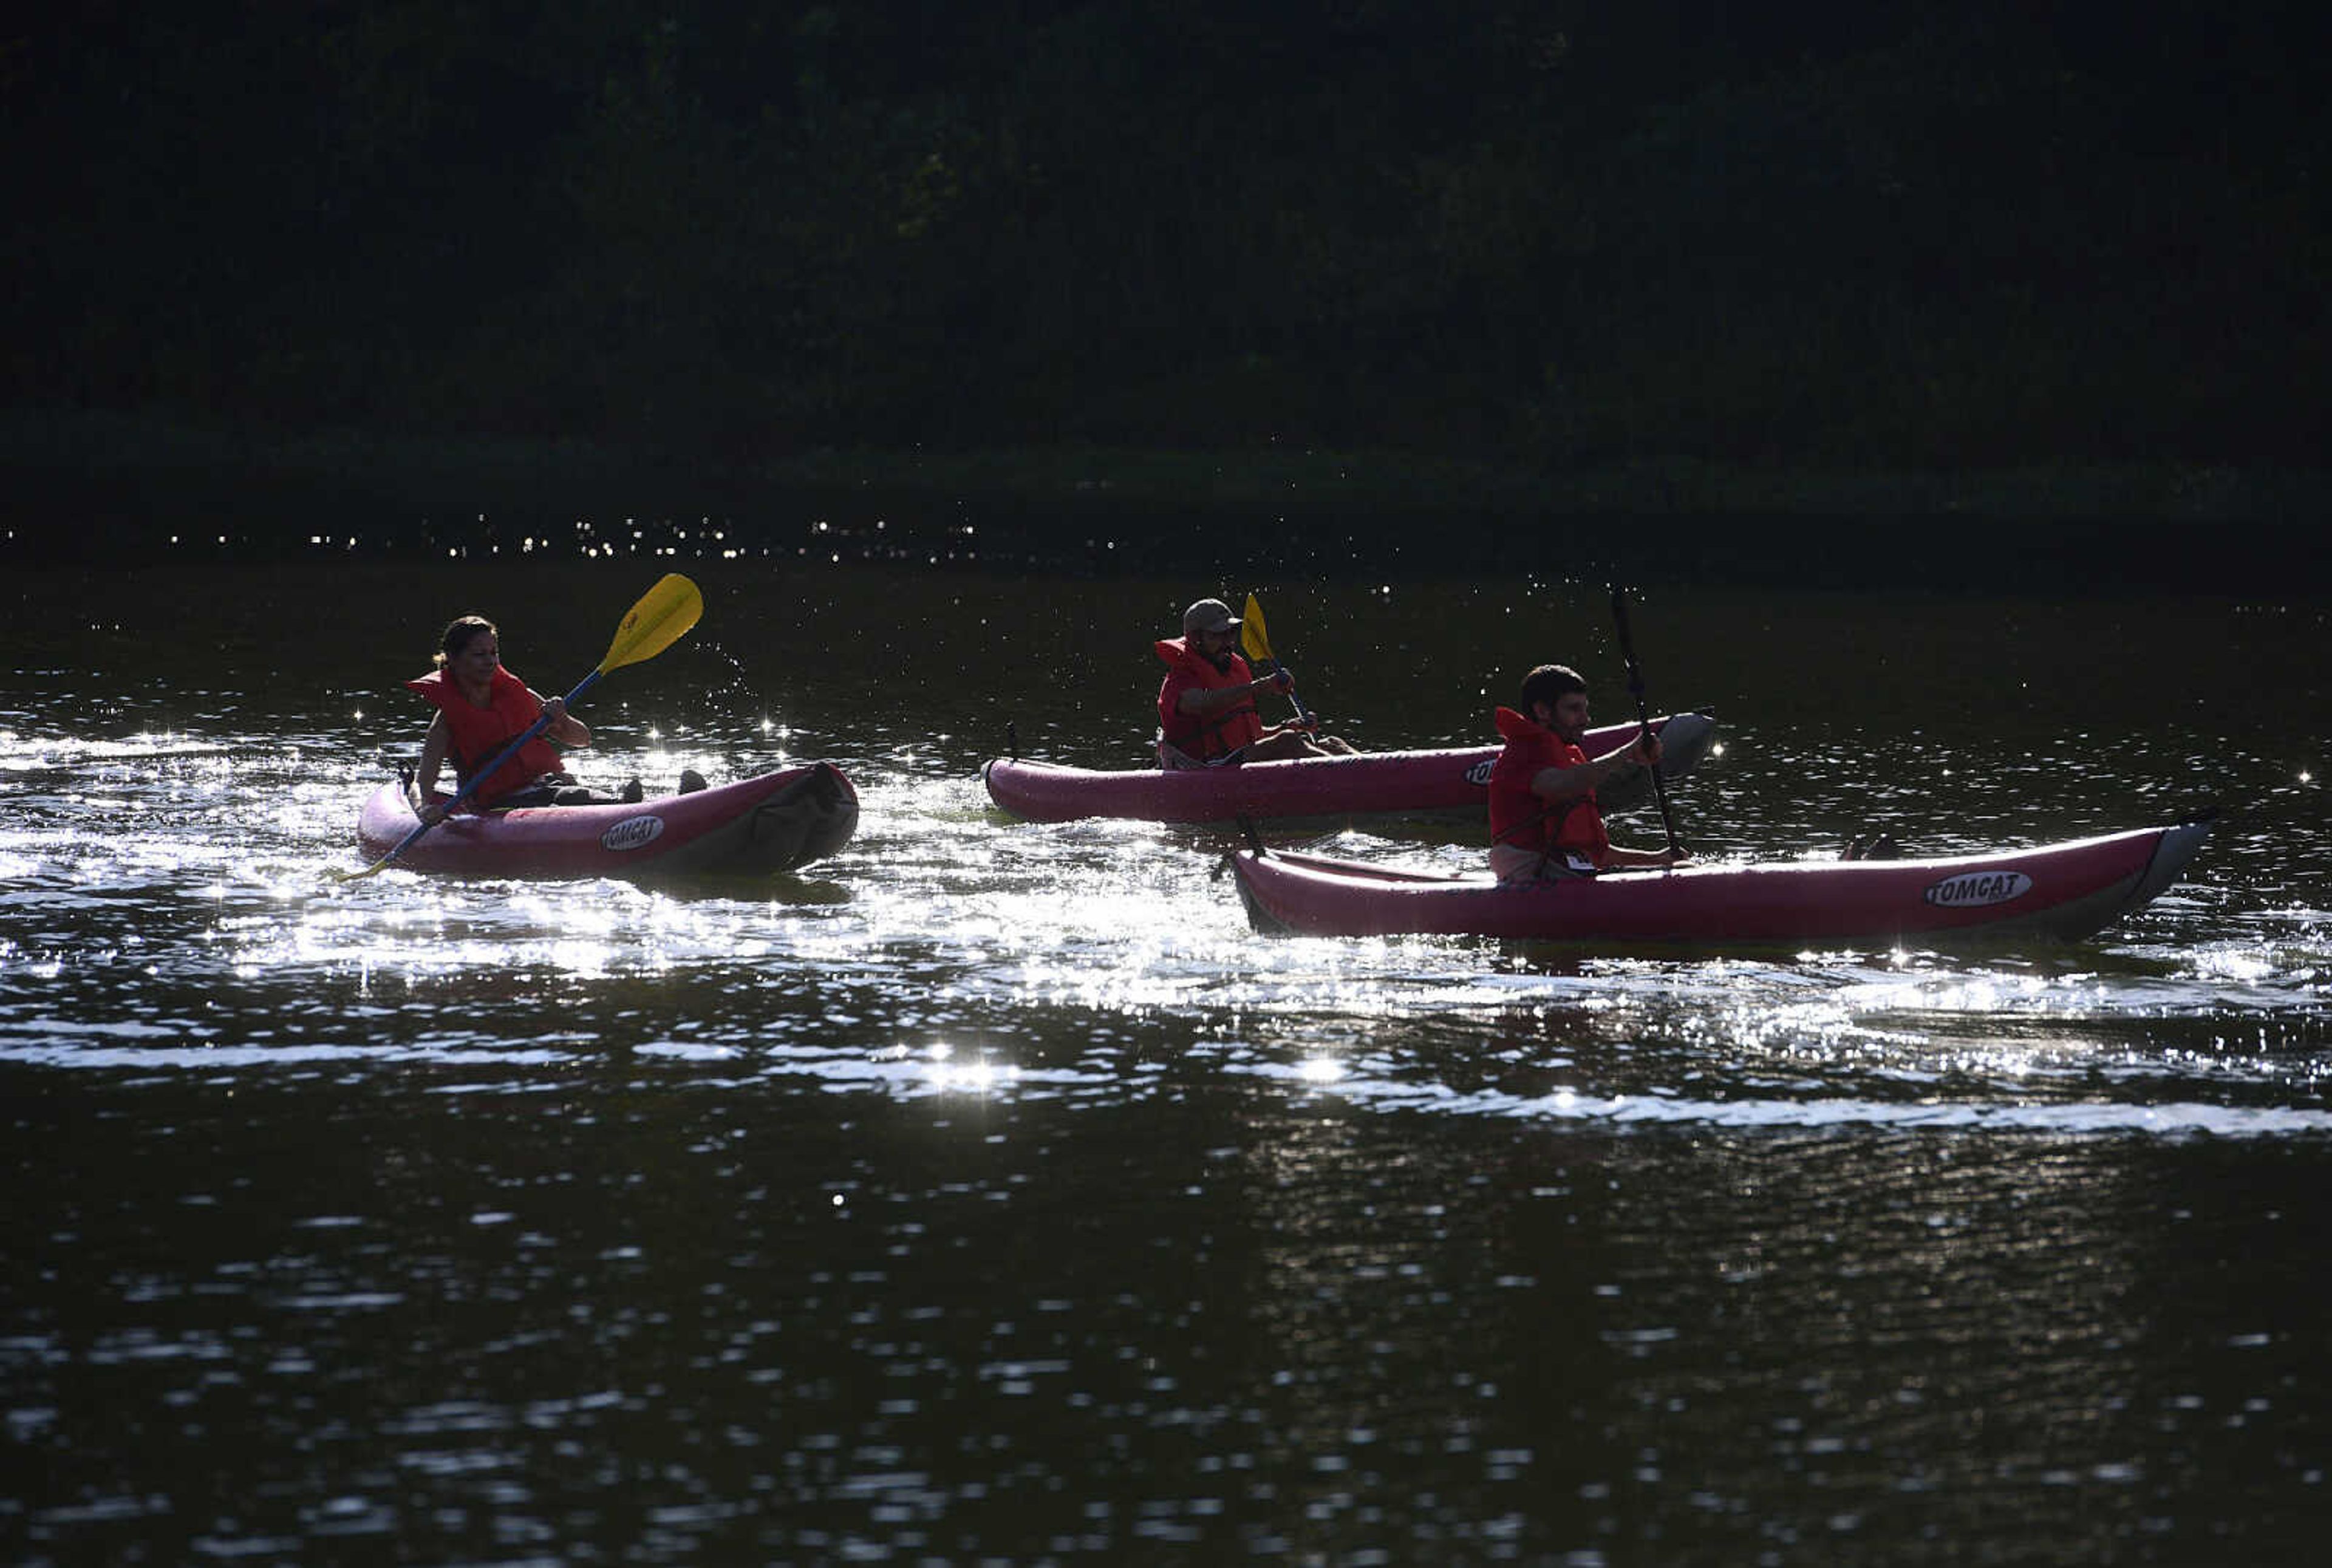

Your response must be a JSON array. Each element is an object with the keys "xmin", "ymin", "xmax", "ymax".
[{"xmin": 434, "ymin": 615, "xmax": 498, "ymax": 670}]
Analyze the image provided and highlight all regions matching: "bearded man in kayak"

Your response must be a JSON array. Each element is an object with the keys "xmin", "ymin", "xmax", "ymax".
[
  {"xmin": 1488, "ymin": 663, "xmax": 1686, "ymax": 879},
  {"xmin": 1155, "ymin": 598, "xmax": 1356, "ymax": 767},
  {"xmin": 408, "ymin": 615, "xmax": 690, "ymax": 822}
]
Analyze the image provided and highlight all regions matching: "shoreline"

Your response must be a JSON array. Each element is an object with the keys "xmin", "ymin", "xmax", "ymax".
[
  {"xmin": 5, "ymin": 411, "xmax": 2324, "ymax": 591},
  {"xmin": 7, "ymin": 408, "xmax": 2325, "ymax": 520}
]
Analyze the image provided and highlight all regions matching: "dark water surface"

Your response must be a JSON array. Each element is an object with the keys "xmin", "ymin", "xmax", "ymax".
[{"xmin": 5, "ymin": 559, "xmax": 2328, "ymax": 1563}]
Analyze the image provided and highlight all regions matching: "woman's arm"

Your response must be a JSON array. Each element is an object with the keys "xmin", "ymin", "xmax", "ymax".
[
  {"xmin": 413, "ymin": 712, "xmax": 451, "ymax": 822},
  {"xmin": 536, "ymin": 694, "xmax": 591, "ymax": 748}
]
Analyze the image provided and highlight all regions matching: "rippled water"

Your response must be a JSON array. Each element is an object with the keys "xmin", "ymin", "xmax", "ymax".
[{"xmin": 5, "ymin": 559, "xmax": 2328, "ymax": 1562}]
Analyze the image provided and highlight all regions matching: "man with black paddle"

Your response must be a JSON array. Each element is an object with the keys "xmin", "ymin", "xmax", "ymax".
[{"xmin": 1486, "ymin": 588, "xmax": 1689, "ymax": 879}]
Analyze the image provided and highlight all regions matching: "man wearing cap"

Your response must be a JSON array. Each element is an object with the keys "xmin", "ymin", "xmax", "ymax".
[{"xmin": 1155, "ymin": 598, "xmax": 1355, "ymax": 767}]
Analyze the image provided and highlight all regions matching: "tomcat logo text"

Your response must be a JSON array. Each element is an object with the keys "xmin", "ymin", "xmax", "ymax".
[
  {"xmin": 600, "ymin": 815, "xmax": 666, "ymax": 853},
  {"xmin": 1922, "ymin": 870, "xmax": 2033, "ymax": 908}
]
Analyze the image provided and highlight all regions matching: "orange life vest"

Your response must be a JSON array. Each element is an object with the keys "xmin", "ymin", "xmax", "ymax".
[
  {"xmin": 1485, "ymin": 706, "xmax": 1611, "ymax": 866},
  {"xmin": 1154, "ymin": 638, "xmax": 1263, "ymax": 762},
  {"xmin": 406, "ymin": 664, "xmax": 564, "ymax": 805}
]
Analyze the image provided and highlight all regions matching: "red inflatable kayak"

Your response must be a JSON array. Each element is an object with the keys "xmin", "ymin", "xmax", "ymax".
[
  {"xmin": 984, "ymin": 712, "xmax": 1716, "ymax": 825},
  {"xmin": 354, "ymin": 762, "xmax": 859, "ymax": 879},
  {"xmin": 1229, "ymin": 818, "xmax": 2211, "ymax": 948}
]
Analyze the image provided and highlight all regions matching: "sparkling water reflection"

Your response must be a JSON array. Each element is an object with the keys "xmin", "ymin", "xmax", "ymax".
[{"xmin": 4, "ymin": 562, "xmax": 2328, "ymax": 1561}]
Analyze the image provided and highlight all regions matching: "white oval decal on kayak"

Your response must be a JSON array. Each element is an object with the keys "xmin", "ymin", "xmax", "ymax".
[
  {"xmin": 600, "ymin": 814, "xmax": 666, "ymax": 853},
  {"xmin": 1923, "ymin": 870, "xmax": 2032, "ymax": 908},
  {"xmin": 1464, "ymin": 758, "xmax": 1495, "ymax": 787}
]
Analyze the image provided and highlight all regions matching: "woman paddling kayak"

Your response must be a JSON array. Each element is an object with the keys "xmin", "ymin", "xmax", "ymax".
[{"xmin": 406, "ymin": 614, "xmax": 699, "ymax": 822}]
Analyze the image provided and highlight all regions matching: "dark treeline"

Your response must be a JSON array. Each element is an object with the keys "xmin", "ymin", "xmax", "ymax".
[{"xmin": 9, "ymin": 2, "xmax": 2325, "ymax": 471}]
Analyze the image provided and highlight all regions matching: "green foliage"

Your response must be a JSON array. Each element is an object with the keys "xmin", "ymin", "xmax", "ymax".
[{"xmin": 6, "ymin": 2, "xmax": 2324, "ymax": 467}]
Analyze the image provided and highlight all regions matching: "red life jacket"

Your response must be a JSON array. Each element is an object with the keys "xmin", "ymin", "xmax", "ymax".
[
  {"xmin": 1154, "ymin": 638, "xmax": 1263, "ymax": 761},
  {"xmin": 1485, "ymin": 706, "xmax": 1611, "ymax": 865},
  {"xmin": 405, "ymin": 664, "xmax": 564, "ymax": 805}
]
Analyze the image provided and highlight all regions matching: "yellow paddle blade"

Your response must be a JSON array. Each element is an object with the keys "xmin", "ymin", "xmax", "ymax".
[
  {"xmin": 600, "ymin": 573, "xmax": 703, "ymax": 672},
  {"xmin": 1239, "ymin": 593, "xmax": 1274, "ymax": 664}
]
